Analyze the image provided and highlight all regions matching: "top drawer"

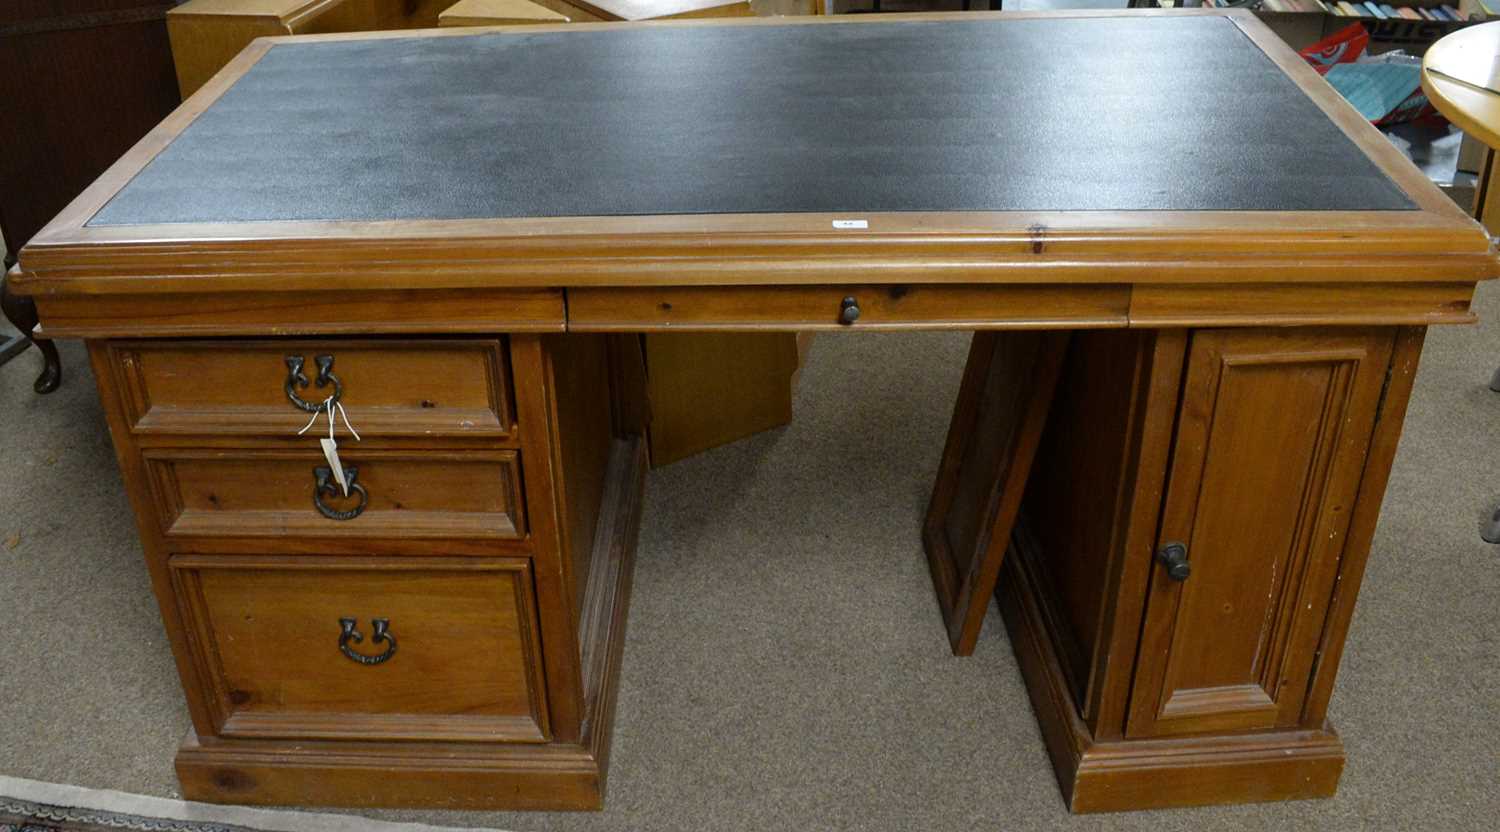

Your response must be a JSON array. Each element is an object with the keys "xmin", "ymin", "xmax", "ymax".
[{"xmin": 104, "ymin": 339, "xmax": 515, "ymax": 439}]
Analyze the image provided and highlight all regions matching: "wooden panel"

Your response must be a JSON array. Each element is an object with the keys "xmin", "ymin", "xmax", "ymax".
[
  {"xmin": 1301, "ymin": 328, "xmax": 1426, "ymax": 726},
  {"xmin": 144, "ymin": 448, "xmax": 525, "ymax": 542},
  {"xmin": 644, "ymin": 332, "xmax": 799, "ymax": 466},
  {"xmin": 170, "ymin": 555, "xmax": 550, "ymax": 743},
  {"xmin": 1012, "ymin": 329, "xmax": 1167, "ymax": 722},
  {"xmin": 1129, "ymin": 281, "xmax": 1477, "ymax": 327},
  {"xmin": 106, "ymin": 338, "xmax": 515, "ymax": 439},
  {"xmin": 568, "ymin": 285, "xmax": 1131, "ymax": 331},
  {"xmin": 508, "ymin": 334, "xmax": 586, "ymax": 743},
  {"xmin": 175, "ymin": 735, "xmax": 606, "ymax": 809},
  {"xmin": 1127, "ymin": 327, "xmax": 1395, "ymax": 738},
  {"xmin": 31, "ymin": 288, "xmax": 566, "ymax": 338},
  {"xmin": 544, "ymin": 334, "xmax": 616, "ymax": 620},
  {"xmin": 923, "ymin": 331, "xmax": 1068, "ymax": 655}
]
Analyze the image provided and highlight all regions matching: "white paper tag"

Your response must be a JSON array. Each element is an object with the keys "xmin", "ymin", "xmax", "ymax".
[
  {"xmin": 832, "ymin": 219, "xmax": 868, "ymax": 229},
  {"xmin": 321, "ymin": 437, "xmax": 349, "ymax": 496}
]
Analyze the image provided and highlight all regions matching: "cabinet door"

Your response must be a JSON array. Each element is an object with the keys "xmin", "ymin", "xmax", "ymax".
[{"xmin": 1126, "ymin": 328, "xmax": 1393, "ymax": 738}]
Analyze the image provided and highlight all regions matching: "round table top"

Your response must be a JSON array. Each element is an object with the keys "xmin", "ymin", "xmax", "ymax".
[{"xmin": 1423, "ymin": 21, "xmax": 1500, "ymax": 149}]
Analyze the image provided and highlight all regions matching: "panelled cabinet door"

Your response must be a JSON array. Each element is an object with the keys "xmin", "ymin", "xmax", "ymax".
[{"xmin": 1126, "ymin": 328, "xmax": 1395, "ymax": 739}]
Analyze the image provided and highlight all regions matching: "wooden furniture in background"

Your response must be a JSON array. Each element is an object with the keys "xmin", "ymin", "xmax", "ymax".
[
  {"xmin": 13, "ymin": 10, "xmax": 1496, "ymax": 814},
  {"xmin": 167, "ymin": 0, "xmax": 449, "ymax": 96},
  {"xmin": 439, "ymin": 0, "xmax": 569, "ymax": 25},
  {"xmin": 530, "ymin": 0, "xmax": 752, "ymax": 21},
  {"xmin": 0, "ymin": 0, "xmax": 183, "ymax": 392},
  {"xmin": 1424, "ymin": 22, "xmax": 1500, "ymax": 233},
  {"xmin": 644, "ymin": 332, "xmax": 801, "ymax": 465}
]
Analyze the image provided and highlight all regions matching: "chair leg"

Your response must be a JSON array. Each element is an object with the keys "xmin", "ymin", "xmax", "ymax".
[{"xmin": 0, "ymin": 257, "xmax": 62, "ymax": 394}]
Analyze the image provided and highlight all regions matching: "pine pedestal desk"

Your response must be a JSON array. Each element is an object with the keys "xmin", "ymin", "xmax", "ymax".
[{"xmin": 8, "ymin": 8, "xmax": 1495, "ymax": 815}]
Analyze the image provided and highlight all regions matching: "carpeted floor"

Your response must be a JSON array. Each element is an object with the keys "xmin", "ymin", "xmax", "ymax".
[{"xmin": 2, "ymin": 291, "xmax": 1497, "ymax": 831}]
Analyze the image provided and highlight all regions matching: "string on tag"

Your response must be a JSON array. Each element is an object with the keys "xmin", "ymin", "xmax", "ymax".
[
  {"xmin": 296, "ymin": 396, "xmax": 361, "ymax": 441},
  {"xmin": 297, "ymin": 396, "xmax": 361, "ymax": 497}
]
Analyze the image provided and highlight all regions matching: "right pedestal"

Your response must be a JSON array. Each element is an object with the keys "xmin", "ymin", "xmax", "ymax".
[{"xmin": 987, "ymin": 325, "xmax": 1424, "ymax": 812}]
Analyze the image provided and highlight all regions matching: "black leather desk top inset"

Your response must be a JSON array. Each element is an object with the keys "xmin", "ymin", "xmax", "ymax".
[{"xmin": 88, "ymin": 15, "xmax": 1415, "ymax": 226}]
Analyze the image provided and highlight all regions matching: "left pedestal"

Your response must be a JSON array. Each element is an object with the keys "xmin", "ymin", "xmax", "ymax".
[{"xmin": 87, "ymin": 333, "xmax": 645, "ymax": 810}]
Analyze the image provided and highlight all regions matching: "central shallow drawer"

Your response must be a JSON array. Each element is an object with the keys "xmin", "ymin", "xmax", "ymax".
[
  {"xmin": 170, "ymin": 555, "xmax": 550, "ymax": 743},
  {"xmin": 143, "ymin": 448, "xmax": 525, "ymax": 541},
  {"xmin": 103, "ymin": 338, "xmax": 515, "ymax": 438}
]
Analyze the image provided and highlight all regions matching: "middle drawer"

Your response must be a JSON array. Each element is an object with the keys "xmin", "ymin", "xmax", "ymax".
[{"xmin": 143, "ymin": 447, "xmax": 525, "ymax": 543}]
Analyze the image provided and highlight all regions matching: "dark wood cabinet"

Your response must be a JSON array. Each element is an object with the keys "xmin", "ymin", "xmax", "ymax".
[{"xmin": 0, "ymin": 1, "xmax": 182, "ymax": 254}]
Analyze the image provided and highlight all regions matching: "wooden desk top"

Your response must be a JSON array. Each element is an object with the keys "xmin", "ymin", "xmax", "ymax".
[
  {"xmin": 1423, "ymin": 22, "xmax": 1500, "ymax": 149},
  {"xmin": 15, "ymin": 10, "xmax": 1496, "ymax": 303}
]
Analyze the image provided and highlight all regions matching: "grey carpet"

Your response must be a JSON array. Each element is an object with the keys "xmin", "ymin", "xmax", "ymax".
[{"xmin": 1, "ymin": 296, "xmax": 1497, "ymax": 831}]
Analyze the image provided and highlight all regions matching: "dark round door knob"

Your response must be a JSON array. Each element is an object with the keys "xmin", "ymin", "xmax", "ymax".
[
  {"xmin": 839, "ymin": 296, "xmax": 860, "ymax": 325},
  {"xmin": 1156, "ymin": 542, "xmax": 1190, "ymax": 581}
]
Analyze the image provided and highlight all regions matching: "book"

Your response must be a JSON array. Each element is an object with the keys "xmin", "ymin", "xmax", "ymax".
[
  {"xmin": 1365, "ymin": 2, "xmax": 1388, "ymax": 17},
  {"xmin": 1440, "ymin": 3, "xmax": 1467, "ymax": 18},
  {"xmin": 1380, "ymin": 4, "xmax": 1401, "ymax": 17}
]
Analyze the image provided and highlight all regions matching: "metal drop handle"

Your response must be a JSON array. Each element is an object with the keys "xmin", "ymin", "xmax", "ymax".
[
  {"xmin": 314, "ymin": 465, "xmax": 368, "ymax": 521},
  {"xmin": 338, "ymin": 617, "xmax": 397, "ymax": 665},
  {"xmin": 285, "ymin": 354, "xmax": 343, "ymax": 413},
  {"xmin": 1156, "ymin": 542, "xmax": 1191, "ymax": 581}
]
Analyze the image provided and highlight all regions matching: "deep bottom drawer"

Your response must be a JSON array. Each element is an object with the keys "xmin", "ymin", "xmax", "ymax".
[{"xmin": 171, "ymin": 555, "xmax": 550, "ymax": 743}]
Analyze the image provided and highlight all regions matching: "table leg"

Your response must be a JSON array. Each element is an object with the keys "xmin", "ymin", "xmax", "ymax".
[
  {"xmin": 1471, "ymin": 149, "xmax": 1500, "ymax": 543},
  {"xmin": 0, "ymin": 257, "xmax": 62, "ymax": 394}
]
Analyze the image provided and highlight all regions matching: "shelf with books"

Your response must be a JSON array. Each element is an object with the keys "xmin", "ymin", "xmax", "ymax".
[
  {"xmin": 1228, "ymin": 0, "xmax": 1484, "ymax": 21},
  {"xmin": 1177, "ymin": 1, "xmax": 1497, "ymax": 52}
]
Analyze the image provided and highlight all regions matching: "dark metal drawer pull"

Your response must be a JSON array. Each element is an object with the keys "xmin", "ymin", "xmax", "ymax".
[
  {"xmin": 839, "ymin": 296, "xmax": 861, "ymax": 325},
  {"xmin": 314, "ymin": 465, "xmax": 368, "ymax": 521},
  {"xmin": 285, "ymin": 354, "xmax": 343, "ymax": 413},
  {"xmin": 338, "ymin": 617, "xmax": 397, "ymax": 666},
  {"xmin": 1156, "ymin": 541, "xmax": 1191, "ymax": 581}
]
